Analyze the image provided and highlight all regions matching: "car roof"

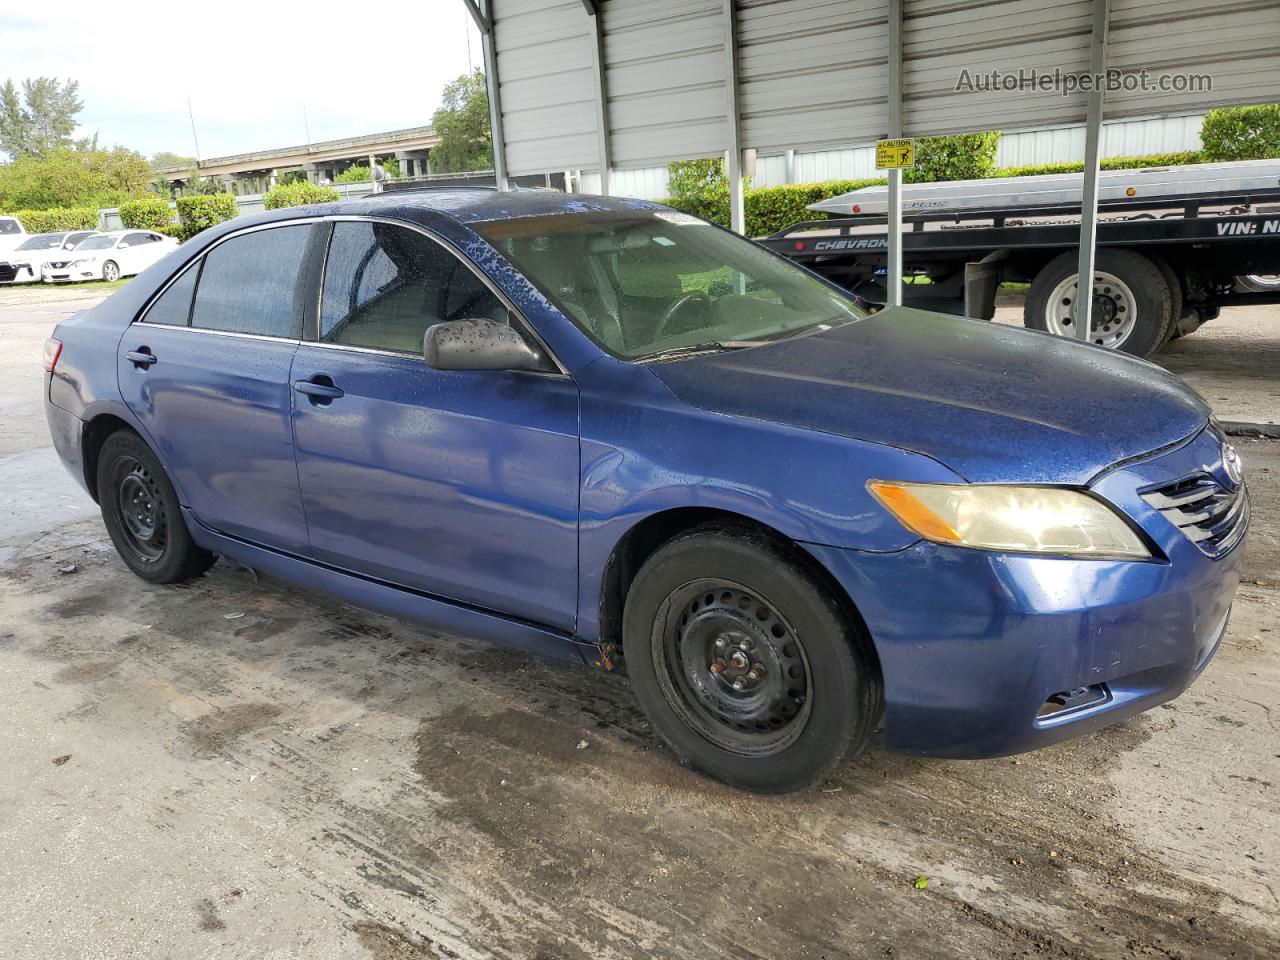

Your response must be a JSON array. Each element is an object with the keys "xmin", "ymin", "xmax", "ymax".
[{"xmin": 348, "ymin": 188, "xmax": 667, "ymax": 224}]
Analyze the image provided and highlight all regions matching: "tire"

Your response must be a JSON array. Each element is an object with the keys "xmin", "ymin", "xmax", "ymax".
[
  {"xmin": 1234, "ymin": 274, "xmax": 1280, "ymax": 294},
  {"xmin": 1024, "ymin": 248, "xmax": 1172, "ymax": 358},
  {"xmin": 97, "ymin": 430, "xmax": 215, "ymax": 584},
  {"xmin": 1150, "ymin": 255, "xmax": 1184, "ymax": 348},
  {"xmin": 102, "ymin": 260, "xmax": 120, "ymax": 282},
  {"xmin": 623, "ymin": 523, "xmax": 879, "ymax": 793}
]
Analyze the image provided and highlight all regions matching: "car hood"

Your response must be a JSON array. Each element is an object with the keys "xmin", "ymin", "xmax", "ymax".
[{"xmin": 647, "ymin": 307, "xmax": 1210, "ymax": 485}]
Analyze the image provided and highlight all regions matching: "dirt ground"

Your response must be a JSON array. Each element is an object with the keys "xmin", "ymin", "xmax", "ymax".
[{"xmin": 1, "ymin": 288, "xmax": 1278, "ymax": 959}]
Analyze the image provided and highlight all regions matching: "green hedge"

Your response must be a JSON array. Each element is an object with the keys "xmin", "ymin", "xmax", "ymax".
[
  {"xmin": 119, "ymin": 197, "xmax": 175, "ymax": 230},
  {"xmin": 744, "ymin": 179, "xmax": 884, "ymax": 236},
  {"xmin": 153, "ymin": 223, "xmax": 195, "ymax": 241},
  {"xmin": 904, "ymin": 131, "xmax": 1001, "ymax": 184},
  {"xmin": 1201, "ymin": 104, "xmax": 1280, "ymax": 162},
  {"xmin": 335, "ymin": 165, "xmax": 372, "ymax": 184},
  {"xmin": 994, "ymin": 151, "xmax": 1204, "ymax": 179},
  {"xmin": 263, "ymin": 181, "xmax": 340, "ymax": 210},
  {"xmin": 6, "ymin": 207, "xmax": 99, "ymax": 232},
  {"xmin": 175, "ymin": 193, "xmax": 238, "ymax": 236}
]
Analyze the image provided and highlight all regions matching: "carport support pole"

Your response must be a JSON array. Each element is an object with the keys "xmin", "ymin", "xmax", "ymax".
[
  {"xmin": 1075, "ymin": 0, "xmax": 1111, "ymax": 341},
  {"xmin": 474, "ymin": 0, "xmax": 509, "ymax": 191},
  {"xmin": 723, "ymin": 0, "xmax": 745, "ymax": 234},
  {"xmin": 586, "ymin": 1, "xmax": 612, "ymax": 196},
  {"xmin": 885, "ymin": 0, "xmax": 904, "ymax": 308}
]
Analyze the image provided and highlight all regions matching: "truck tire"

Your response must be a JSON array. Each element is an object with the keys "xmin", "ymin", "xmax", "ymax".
[
  {"xmin": 1150, "ymin": 255, "xmax": 1184, "ymax": 348},
  {"xmin": 1025, "ymin": 249, "xmax": 1172, "ymax": 358},
  {"xmin": 1234, "ymin": 274, "xmax": 1280, "ymax": 293},
  {"xmin": 623, "ymin": 522, "xmax": 880, "ymax": 793}
]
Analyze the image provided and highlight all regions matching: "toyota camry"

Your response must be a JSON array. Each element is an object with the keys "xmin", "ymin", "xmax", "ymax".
[{"xmin": 44, "ymin": 190, "xmax": 1247, "ymax": 792}]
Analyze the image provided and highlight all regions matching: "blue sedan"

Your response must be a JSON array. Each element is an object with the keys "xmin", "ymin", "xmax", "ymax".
[{"xmin": 43, "ymin": 190, "xmax": 1247, "ymax": 792}]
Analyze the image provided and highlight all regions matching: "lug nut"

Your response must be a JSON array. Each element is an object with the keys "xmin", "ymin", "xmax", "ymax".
[
  {"xmin": 737, "ymin": 640, "xmax": 751, "ymax": 651},
  {"xmin": 732, "ymin": 679, "xmax": 746, "ymax": 691},
  {"xmin": 709, "ymin": 660, "xmax": 725, "ymax": 674},
  {"xmin": 715, "ymin": 637, "xmax": 727, "ymax": 649},
  {"xmin": 748, "ymin": 667, "xmax": 764, "ymax": 681}
]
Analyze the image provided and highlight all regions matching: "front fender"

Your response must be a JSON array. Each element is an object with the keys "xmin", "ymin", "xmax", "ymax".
[{"xmin": 575, "ymin": 356, "xmax": 963, "ymax": 639}]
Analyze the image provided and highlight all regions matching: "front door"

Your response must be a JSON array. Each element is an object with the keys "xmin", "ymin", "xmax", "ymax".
[
  {"xmin": 118, "ymin": 223, "xmax": 316, "ymax": 554},
  {"xmin": 290, "ymin": 220, "xmax": 580, "ymax": 631}
]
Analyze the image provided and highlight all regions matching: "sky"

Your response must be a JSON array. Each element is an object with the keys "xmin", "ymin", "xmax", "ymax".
[{"xmin": 0, "ymin": 0, "xmax": 484, "ymax": 161}]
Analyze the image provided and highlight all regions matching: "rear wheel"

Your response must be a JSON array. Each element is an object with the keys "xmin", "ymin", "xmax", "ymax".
[
  {"xmin": 1025, "ymin": 249, "xmax": 1171, "ymax": 357},
  {"xmin": 1235, "ymin": 274, "xmax": 1280, "ymax": 293},
  {"xmin": 102, "ymin": 260, "xmax": 120, "ymax": 282},
  {"xmin": 623, "ymin": 524, "xmax": 879, "ymax": 793},
  {"xmin": 97, "ymin": 430, "xmax": 215, "ymax": 583}
]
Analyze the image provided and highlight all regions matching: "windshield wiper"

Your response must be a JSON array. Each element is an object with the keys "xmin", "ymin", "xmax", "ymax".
[{"xmin": 634, "ymin": 340, "xmax": 766, "ymax": 363}]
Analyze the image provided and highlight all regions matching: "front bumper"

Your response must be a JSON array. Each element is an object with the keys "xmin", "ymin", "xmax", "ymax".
[{"xmin": 804, "ymin": 427, "xmax": 1245, "ymax": 758}]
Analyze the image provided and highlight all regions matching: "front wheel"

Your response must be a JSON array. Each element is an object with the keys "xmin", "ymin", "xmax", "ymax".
[
  {"xmin": 97, "ymin": 430, "xmax": 215, "ymax": 583},
  {"xmin": 1024, "ymin": 249, "xmax": 1172, "ymax": 357},
  {"xmin": 623, "ymin": 524, "xmax": 880, "ymax": 793},
  {"xmin": 102, "ymin": 260, "xmax": 120, "ymax": 282}
]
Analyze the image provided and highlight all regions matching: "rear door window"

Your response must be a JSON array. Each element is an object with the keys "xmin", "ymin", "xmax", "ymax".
[
  {"xmin": 190, "ymin": 225, "xmax": 312, "ymax": 337},
  {"xmin": 319, "ymin": 221, "xmax": 509, "ymax": 354}
]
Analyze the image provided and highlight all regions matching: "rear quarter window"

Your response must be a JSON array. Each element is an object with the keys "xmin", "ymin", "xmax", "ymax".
[
  {"xmin": 143, "ymin": 264, "xmax": 199, "ymax": 327},
  {"xmin": 190, "ymin": 225, "xmax": 312, "ymax": 338}
]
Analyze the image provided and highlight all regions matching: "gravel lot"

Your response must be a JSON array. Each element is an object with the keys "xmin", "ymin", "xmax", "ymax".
[{"xmin": 1, "ymin": 287, "xmax": 1277, "ymax": 959}]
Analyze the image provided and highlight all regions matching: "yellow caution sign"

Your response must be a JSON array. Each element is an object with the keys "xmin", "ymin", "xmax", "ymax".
[{"xmin": 875, "ymin": 138, "xmax": 915, "ymax": 169}]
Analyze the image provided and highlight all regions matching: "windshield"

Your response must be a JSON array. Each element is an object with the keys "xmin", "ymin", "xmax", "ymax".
[
  {"xmin": 75, "ymin": 235, "xmax": 116, "ymax": 251},
  {"xmin": 17, "ymin": 233, "xmax": 65, "ymax": 251},
  {"xmin": 473, "ymin": 210, "xmax": 865, "ymax": 359}
]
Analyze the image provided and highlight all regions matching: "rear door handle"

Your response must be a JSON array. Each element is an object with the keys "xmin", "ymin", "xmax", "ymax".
[
  {"xmin": 293, "ymin": 378, "xmax": 345, "ymax": 401},
  {"xmin": 125, "ymin": 349, "xmax": 157, "ymax": 368}
]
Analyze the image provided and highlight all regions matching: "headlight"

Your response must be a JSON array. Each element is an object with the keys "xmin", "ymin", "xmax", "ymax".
[
  {"xmin": 71, "ymin": 258, "xmax": 94, "ymax": 266},
  {"xmin": 868, "ymin": 481, "xmax": 1150, "ymax": 559}
]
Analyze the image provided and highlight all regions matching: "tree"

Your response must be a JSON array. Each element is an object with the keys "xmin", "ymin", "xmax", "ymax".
[
  {"xmin": 0, "ymin": 146, "xmax": 152, "ymax": 210},
  {"xmin": 0, "ymin": 77, "xmax": 84, "ymax": 160},
  {"xmin": 151, "ymin": 151, "xmax": 196, "ymax": 170},
  {"xmin": 430, "ymin": 70, "xmax": 493, "ymax": 173}
]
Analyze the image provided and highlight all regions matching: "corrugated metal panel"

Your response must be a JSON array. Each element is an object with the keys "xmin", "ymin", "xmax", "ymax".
[
  {"xmin": 903, "ymin": 0, "xmax": 1093, "ymax": 135},
  {"xmin": 608, "ymin": 166, "xmax": 672, "ymax": 198},
  {"xmin": 602, "ymin": 0, "xmax": 728, "ymax": 168},
  {"xmin": 996, "ymin": 113, "xmax": 1205, "ymax": 166},
  {"xmin": 493, "ymin": 0, "xmax": 600, "ymax": 175},
  {"xmin": 1106, "ymin": 0, "xmax": 1280, "ymax": 117},
  {"xmin": 735, "ymin": 0, "xmax": 890, "ymax": 152}
]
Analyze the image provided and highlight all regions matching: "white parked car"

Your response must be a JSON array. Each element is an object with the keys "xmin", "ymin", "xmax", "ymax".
[
  {"xmin": 1, "ymin": 230, "xmax": 99, "ymax": 285},
  {"xmin": 0, "ymin": 216, "xmax": 28, "ymax": 256},
  {"xmin": 44, "ymin": 230, "xmax": 179, "ymax": 284}
]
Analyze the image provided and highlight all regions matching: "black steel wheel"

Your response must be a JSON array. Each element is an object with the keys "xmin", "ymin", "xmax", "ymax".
[
  {"xmin": 114, "ymin": 455, "xmax": 168, "ymax": 563},
  {"xmin": 625, "ymin": 523, "xmax": 880, "ymax": 793},
  {"xmin": 654, "ymin": 579, "xmax": 812, "ymax": 757},
  {"xmin": 98, "ymin": 430, "xmax": 215, "ymax": 583}
]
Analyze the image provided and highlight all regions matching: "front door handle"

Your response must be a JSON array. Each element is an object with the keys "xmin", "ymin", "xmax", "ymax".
[
  {"xmin": 294, "ymin": 377, "xmax": 345, "ymax": 403},
  {"xmin": 125, "ymin": 348, "xmax": 157, "ymax": 368}
]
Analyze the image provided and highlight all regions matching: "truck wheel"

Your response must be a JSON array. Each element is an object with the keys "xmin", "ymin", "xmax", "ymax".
[
  {"xmin": 1025, "ymin": 249, "xmax": 1172, "ymax": 358},
  {"xmin": 1234, "ymin": 274, "xmax": 1280, "ymax": 293},
  {"xmin": 623, "ymin": 523, "xmax": 880, "ymax": 793},
  {"xmin": 1151, "ymin": 256, "xmax": 1184, "ymax": 348}
]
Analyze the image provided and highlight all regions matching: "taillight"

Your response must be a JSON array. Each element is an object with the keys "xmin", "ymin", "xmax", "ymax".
[{"xmin": 44, "ymin": 338, "xmax": 62, "ymax": 373}]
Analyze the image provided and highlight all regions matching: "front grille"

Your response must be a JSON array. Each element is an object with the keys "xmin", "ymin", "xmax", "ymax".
[{"xmin": 1141, "ymin": 473, "xmax": 1249, "ymax": 558}]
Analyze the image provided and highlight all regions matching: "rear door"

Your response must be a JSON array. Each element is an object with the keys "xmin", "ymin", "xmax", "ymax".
[
  {"xmin": 118, "ymin": 223, "xmax": 319, "ymax": 553},
  {"xmin": 289, "ymin": 219, "xmax": 580, "ymax": 630}
]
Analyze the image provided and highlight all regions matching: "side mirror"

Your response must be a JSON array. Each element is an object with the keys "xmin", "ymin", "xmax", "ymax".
[{"xmin": 423, "ymin": 319, "xmax": 546, "ymax": 372}]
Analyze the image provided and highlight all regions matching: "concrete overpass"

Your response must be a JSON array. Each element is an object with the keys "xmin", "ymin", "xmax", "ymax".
[{"xmin": 157, "ymin": 125, "xmax": 441, "ymax": 195}]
